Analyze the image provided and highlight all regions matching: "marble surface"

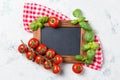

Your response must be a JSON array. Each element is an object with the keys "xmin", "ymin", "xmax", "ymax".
[{"xmin": 0, "ymin": 0, "xmax": 120, "ymax": 80}]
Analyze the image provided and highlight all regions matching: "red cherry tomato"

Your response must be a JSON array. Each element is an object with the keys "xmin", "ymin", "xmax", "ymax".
[
  {"xmin": 46, "ymin": 49, "xmax": 55, "ymax": 59},
  {"xmin": 26, "ymin": 51, "xmax": 36, "ymax": 60},
  {"xmin": 43, "ymin": 60, "xmax": 52, "ymax": 69},
  {"xmin": 48, "ymin": 17, "xmax": 59, "ymax": 28},
  {"xmin": 36, "ymin": 44, "xmax": 47, "ymax": 55},
  {"xmin": 18, "ymin": 44, "xmax": 28, "ymax": 53},
  {"xmin": 28, "ymin": 38, "xmax": 39, "ymax": 48},
  {"xmin": 72, "ymin": 63, "xmax": 83, "ymax": 74},
  {"xmin": 52, "ymin": 64, "xmax": 61, "ymax": 74},
  {"xmin": 53, "ymin": 55, "xmax": 63, "ymax": 65},
  {"xmin": 35, "ymin": 56, "xmax": 45, "ymax": 64}
]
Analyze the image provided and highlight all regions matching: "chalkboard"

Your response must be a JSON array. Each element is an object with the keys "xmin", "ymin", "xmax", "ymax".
[
  {"xmin": 33, "ymin": 20, "xmax": 85, "ymax": 63},
  {"xmin": 41, "ymin": 27, "xmax": 80, "ymax": 56}
]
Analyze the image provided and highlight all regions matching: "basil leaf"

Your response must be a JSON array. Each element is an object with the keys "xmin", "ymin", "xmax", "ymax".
[
  {"xmin": 84, "ymin": 31, "xmax": 94, "ymax": 42},
  {"xmin": 73, "ymin": 9, "xmax": 82, "ymax": 18},
  {"xmin": 30, "ymin": 21, "xmax": 38, "ymax": 31},
  {"xmin": 36, "ymin": 22, "xmax": 43, "ymax": 28},
  {"xmin": 79, "ymin": 22, "xmax": 92, "ymax": 31},
  {"xmin": 88, "ymin": 42, "xmax": 99, "ymax": 50},
  {"xmin": 81, "ymin": 57, "xmax": 87, "ymax": 61},
  {"xmin": 45, "ymin": 17, "xmax": 49, "ymax": 22},
  {"xmin": 42, "ymin": 16, "xmax": 49, "ymax": 23},
  {"xmin": 82, "ymin": 44, "xmax": 91, "ymax": 51},
  {"xmin": 85, "ymin": 59, "xmax": 92, "ymax": 65},
  {"xmin": 37, "ymin": 17, "xmax": 43, "ymax": 23},
  {"xmin": 77, "ymin": 17, "xmax": 85, "ymax": 22},
  {"xmin": 74, "ymin": 55, "xmax": 84, "ymax": 61},
  {"xmin": 87, "ymin": 49, "xmax": 95, "ymax": 60},
  {"xmin": 38, "ymin": 16, "xmax": 49, "ymax": 23},
  {"xmin": 71, "ymin": 20, "xmax": 78, "ymax": 24}
]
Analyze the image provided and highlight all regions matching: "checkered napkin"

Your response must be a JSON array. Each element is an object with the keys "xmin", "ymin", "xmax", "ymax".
[
  {"xmin": 23, "ymin": 3, "xmax": 69, "ymax": 32},
  {"xmin": 23, "ymin": 3, "xmax": 103, "ymax": 70}
]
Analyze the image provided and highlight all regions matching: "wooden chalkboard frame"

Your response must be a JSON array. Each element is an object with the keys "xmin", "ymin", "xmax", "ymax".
[{"xmin": 33, "ymin": 20, "xmax": 86, "ymax": 63}]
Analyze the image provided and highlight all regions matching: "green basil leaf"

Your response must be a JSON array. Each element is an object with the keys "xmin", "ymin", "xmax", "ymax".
[
  {"xmin": 79, "ymin": 22, "xmax": 92, "ymax": 31},
  {"xmin": 84, "ymin": 31, "xmax": 94, "ymax": 42},
  {"xmin": 36, "ymin": 22, "xmax": 43, "ymax": 28},
  {"xmin": 85, "ymin": 59, "xmax": 92, "ymax": 65},
  {"xmin": 73, "ymin": 9, "xmax": 82, "ymax": 18},
  {"xmin": 42, "ymin": 16, "xmax": 49, "ymax": 23},
  {"xmin": 87, "ymin": 49, "xmax": 95, "ymax": 60},
  {"xmin": 38, "ymin": 16, "xmax": 49, "ymax": 23},
  {"xmin": 44, "ymin": 16, "xmax": 49, "ymax": 22},
  {"xmin": 71, "ymin": 20, "xmax": 78, "ymax": 24},
  {"xmin": 77, "ymin": 17, "xmax": 85, "ymax": 22},
  {"xmin": 74, "ymin": 55, "xmax": 84, "ymax": 61},
  {"xmin": 37, "ymin": 17, "xmax": 43, "ymax": 23},
  {"xmin": 30, "ymin": 21, "xmax": 38, "ymax": 31},
  {"xmin": 88, "ymin": 42, "xmax": 99, "ymax": 50},
  {"xmin": 81, "ymin": 57, "xmax": 87, "ymax": 61},
  {"xmin": 82, "ymin": 44, "xmax": 91, "ymax": 51}
]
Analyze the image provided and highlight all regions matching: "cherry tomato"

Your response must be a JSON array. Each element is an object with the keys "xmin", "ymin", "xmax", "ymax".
[
  {"xmin": 18, "ymin": 44, "xmax": 28, "ymax": 53},
  {"xmin": 28, "ymin": 38, "xmax": 39, "ymax": 48},
  {"xmin": 26, "ymin": 51, "xmax": 36, "ymax": 60},
  {"xmin": 72, "ymin": 63, "xmax": 83, "ymax": 74},
  {"xmin": 52, "ymin": 64, "xmax": 61, "ymax": 74},
  {"xmin": 48, "ymin": 17, "xmax": 59, "ymax": 28},
  {"xmin": 43, "ymin": 60, "xmax": 52, "ymax": 69},
  {"xmin": 36, "ymin": 44, "xmax": 47, "ymax": 55},
  {"xmin": 46, "ymin": 49, "xmax": 55, "ymax": 59},
  {"xmin": 53, "ymin": 55, "xmax": 63, "ymax": 65},
  {"xmin": 35, "ymin": 56, "xmax": 45, "ymax": 64}
]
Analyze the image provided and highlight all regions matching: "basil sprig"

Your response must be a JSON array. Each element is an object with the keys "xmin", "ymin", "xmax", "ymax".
[
  {"xmin": 29, "ymin": 16, "xmax": 49, "ymax": 31},
  {"xmin": 72, "ymin": 9, "xmax": 100, "ymax": 65},
  {"xmin": 71, "ymin": 9, "xmax": 92, "ymax": 31},
  {"xmin": 75, "ymin": 42, "xmax": 99, "ymax": 65}
]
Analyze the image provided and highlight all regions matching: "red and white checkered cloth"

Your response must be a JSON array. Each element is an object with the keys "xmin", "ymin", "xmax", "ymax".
[
  {"xmin": 23, "ymin": 3, "xmax": 103, "ymax": 70},
  {"xmin": 23, "ymin": 3, "xmax": 69, "ymax": 32}
]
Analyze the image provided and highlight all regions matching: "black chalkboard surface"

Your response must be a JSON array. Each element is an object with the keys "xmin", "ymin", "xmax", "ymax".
[
  {"xmin": 33, "ymin": 20, "xmax": 85, "ymax": 63},
  {"xmin": 41, "ymin": 27, "xmax": 80, "ymax": 56}
]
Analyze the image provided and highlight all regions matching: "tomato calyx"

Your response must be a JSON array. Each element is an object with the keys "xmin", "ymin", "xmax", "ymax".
[
  {"xmin": 53, "ymin": 55, "xmax": 63, "ymax": 65},
  {"xmin": 51, "ymin": 19, "xmax": 55, "ymax": 23},
  {"xmin": 78, "ymin": 66, "xmax": 80, "ymax": 69},
  {"xmin": 31, "ymin": 41, "xmax": 35, "ymax": 46},
  {"xmin": 53, "ymin": 57, "xmax": 57, "ymax": 60},
  {"xmin": 20, "ymin": 49, "xmax": 24, "ymax": 53},
  {"xmin": 29, "ymin": 55, "xmax": 33, "ymax": 60},
  {"xmin": 41, "ymin": 48, "xmax": 45, "ymax": 53},
  {"xmin": 47, "ymin": 52, "xmax": 52, "ymax": 57}
]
